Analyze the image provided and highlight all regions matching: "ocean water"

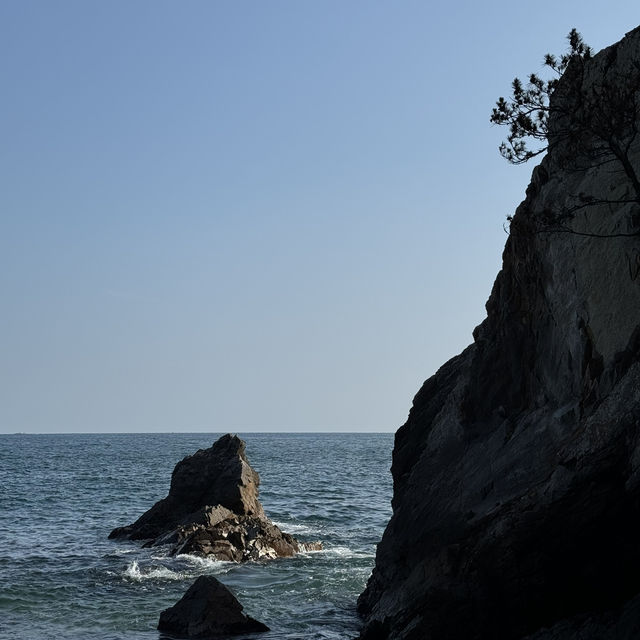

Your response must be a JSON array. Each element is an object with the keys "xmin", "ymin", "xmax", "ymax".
[{"xmin": 0, "ymin": 432, "xmax": 393, "ymax": 640}]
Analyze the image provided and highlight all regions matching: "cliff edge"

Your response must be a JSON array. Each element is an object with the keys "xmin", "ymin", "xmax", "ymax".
[{"xmin": 359, "ymin": 26, "xmax": 640, "ymax": 640}]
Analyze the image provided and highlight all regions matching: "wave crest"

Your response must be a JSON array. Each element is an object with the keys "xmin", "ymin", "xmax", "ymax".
[{"xmin": 123, "ymin": 560, "xmax": 182, "ymax": 582}]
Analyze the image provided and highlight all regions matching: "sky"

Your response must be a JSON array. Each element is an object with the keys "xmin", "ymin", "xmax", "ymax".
[{"xmin": 1, "ymin": 1, "xmax": 638, "ymax": 433}]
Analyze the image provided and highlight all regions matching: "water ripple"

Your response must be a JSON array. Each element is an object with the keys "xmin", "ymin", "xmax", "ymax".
[{"xmin": 0, "ymin": 432, "xmax": 393, "ymax": 639}]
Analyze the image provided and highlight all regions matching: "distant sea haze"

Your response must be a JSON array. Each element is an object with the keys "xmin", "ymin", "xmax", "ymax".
[{"xmin": 0, "ymin": 432, "xmax": 393, "ymax": 639}]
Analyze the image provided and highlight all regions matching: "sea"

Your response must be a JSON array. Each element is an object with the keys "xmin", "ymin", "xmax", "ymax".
[{"xmin": 0, "ymin": 432, "xmax": 394, "ymax": 640}]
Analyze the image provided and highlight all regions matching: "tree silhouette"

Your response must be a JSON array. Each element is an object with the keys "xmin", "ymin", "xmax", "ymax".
[
  {"xmin": 491, "ymin": 29, "xmax": 592, "ymax": 164},
  {"xmin": 492, "ymin": 29, "xmax": 640, "ymax": 237}
]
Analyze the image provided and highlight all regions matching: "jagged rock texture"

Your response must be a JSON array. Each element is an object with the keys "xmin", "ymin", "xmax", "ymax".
[
  {"xmin": 359, "ymin": 26, "xmax": 640, "ymax": 640},
  {"xmin": 109, "ymin": 434, "xmax": 321, "ymax": 560},
  {"xmin": 109, "ymin": 434, "xmax": 265, "ymax": 541}
]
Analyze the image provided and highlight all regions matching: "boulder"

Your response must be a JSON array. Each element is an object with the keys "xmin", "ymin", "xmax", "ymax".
[
  {"xmin": 158, "ymin": 575, "xmax": 269, "ymax": 637},
  {"xmin": 172, "ymin": 515, "xmax": 300, "ymax": 561},
  {"xmin": 109, "ymin": 434, "xmax": 322, "ymax": 561},
  {"xmin": 168, "ymin": 514, "xmax": 323, "ymax": 561}
]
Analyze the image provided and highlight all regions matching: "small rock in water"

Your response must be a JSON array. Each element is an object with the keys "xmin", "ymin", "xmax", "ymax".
[
  {"xmin": 109, "ymin": 434, "xmax": 264, "ymax": 540},
  {"xmin": 158, "ymin": 575, "xmax": 269, "ymax": 637},
  {"xmin": 109, "ymin": 433, "xmax": 322, "ymax": 560}
]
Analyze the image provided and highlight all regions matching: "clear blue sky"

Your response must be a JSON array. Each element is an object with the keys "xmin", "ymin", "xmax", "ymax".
[{"xmin": 1, "ymin": 1, "xmax": 638, "ymax": 433}]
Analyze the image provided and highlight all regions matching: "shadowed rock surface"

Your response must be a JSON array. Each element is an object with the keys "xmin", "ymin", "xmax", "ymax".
[
  {"xmin": 109, "ymin": 434, "xmax": 321, "ymax": 560},
  {"xmin": 358, "ymin": 26, "xmax": 640, "ymax": 640},
  {"xmin": 158, "ymin": 575, "xmax": 269, "ymax": 637},
  {"xmin": 169, "ymin": 513, "xmax": 320, "ymax": 561},
  {"xmin": 109, "ymin": 434, "xmax": 264, "ymax": 541},
  {"xmin": 522, "ymin": 593, "xmax": 640, "ymax": 640}
]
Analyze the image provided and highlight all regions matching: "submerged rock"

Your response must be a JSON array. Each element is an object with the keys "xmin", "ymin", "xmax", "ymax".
[
  {"xmin": 358, "ymin": 26, "xmax": 640, "ymax": 640},
  {"xmin": 158, "ymin": 575, "xmax": 269, "ymax": 637},
  {"xmin": 109, "ymin": 434, "xmax": 321, "ymax": 560}
]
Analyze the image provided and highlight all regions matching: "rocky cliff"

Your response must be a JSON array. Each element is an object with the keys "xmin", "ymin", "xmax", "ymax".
[{"xmin": 359, "ymin": 27, "xmax": 640, "ymax": 640}]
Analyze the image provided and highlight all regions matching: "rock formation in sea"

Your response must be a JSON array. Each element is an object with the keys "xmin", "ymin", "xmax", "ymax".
[
  {"xmin": 358, "ymin": 26, "xmax": 640, "ymax": 640},
  {"xmin": 158, "ymin": 574, "xmax": 269, "ymax": 637},
  {"xmin": 109, "ymin": 433, "xmax": 321, "ymax": 561}
]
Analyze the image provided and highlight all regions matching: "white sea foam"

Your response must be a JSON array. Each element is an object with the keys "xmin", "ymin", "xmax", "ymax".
[
  {"xmin": 174, "ymin": 553, "xmax": 230, "ymax": 572},
  {"xmin": 298, "ymin": 545, "xmax": 324, "ymax": 555},
  {"xmin": 123, "ymin": 560, "xmax": 182, "ymax": 582},
  {"xmin": 320, "ymin": 546, "xmax": 373, "ymax": 559},
  {"xmin": 271, "ymin": 520, "xmax": 319, "ymax": 536}
]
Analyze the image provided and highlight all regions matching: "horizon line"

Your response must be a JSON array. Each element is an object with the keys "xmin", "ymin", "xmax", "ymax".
[{"xmin": 1, "ymin": 430, "xmax": 396, "ymax": 435}]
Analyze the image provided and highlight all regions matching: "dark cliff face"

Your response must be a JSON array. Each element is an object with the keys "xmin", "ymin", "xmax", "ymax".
[{"xmin": 359, "ymin": 26, "xmax": 640, "ymax": 640}]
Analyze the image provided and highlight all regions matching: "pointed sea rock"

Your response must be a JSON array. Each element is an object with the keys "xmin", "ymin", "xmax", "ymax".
[
  {"xmin": 158, "ymin": 575, "xmax": 269, "ymax": 637},
  {"xmin": 109, "ymin": 433, "xmax": 322, "ymax": 560},
  {"xmin": 109, "ymin": 434, "xmax": 264, "ymax": 541}
]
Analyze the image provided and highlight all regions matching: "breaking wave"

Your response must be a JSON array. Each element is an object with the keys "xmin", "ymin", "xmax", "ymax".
[
  {"xmin": 174, "ymin": 554, "xmax": 230, "ymax": 572},
  {"xmin": 271, "ymin": 520, "xmax": 321, "ymax": 536},
  {"xmin": 320, "ymin": 546, "xmax": 374, "ymax": 559},
  {"xmin": 123, "ymin": 560, "xmax": 182, "ymax": 582}
]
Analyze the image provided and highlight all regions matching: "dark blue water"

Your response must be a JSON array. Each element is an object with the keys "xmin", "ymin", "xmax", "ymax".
[{"xmin": 0, "ymin": 433, "xmax": 393, "ymax": 639}]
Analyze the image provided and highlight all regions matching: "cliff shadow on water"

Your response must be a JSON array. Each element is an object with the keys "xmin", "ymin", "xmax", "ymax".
[{"xmin": 359, "ymin": 25, "xmax": 640, "ymax": 640}]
